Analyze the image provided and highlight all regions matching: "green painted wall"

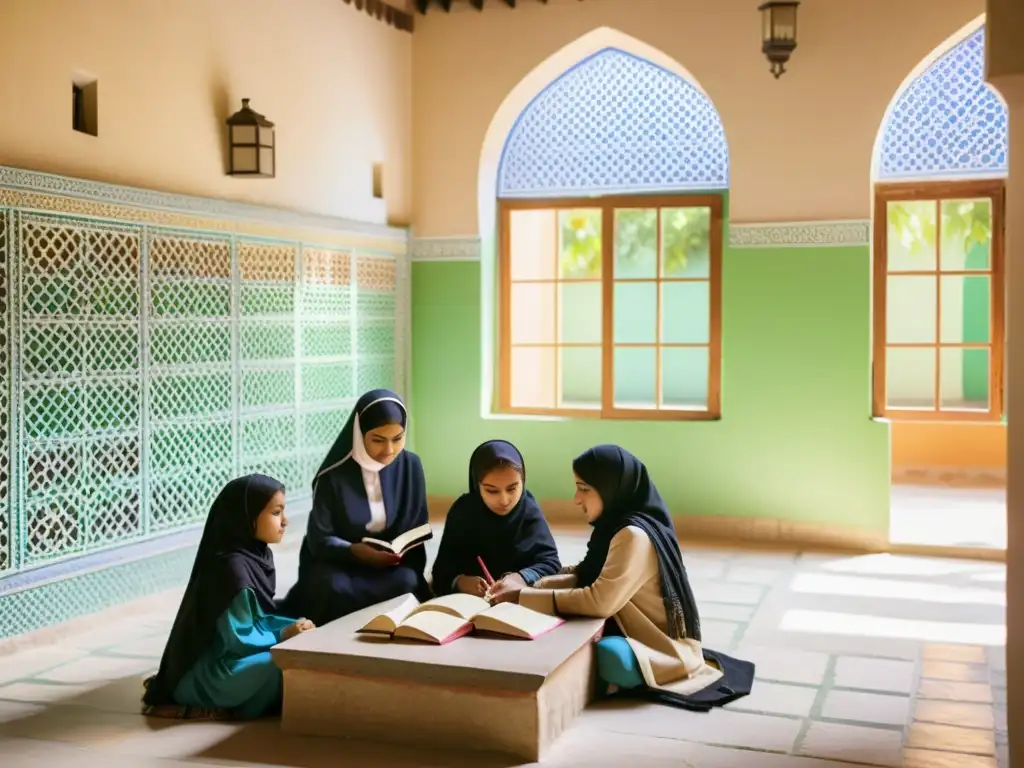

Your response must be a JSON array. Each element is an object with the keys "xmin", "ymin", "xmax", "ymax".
[
  {"xmin": 411, "ymin": 245, "xmax": 890, "ymax": 535},
  {"xmin": 963, "ymin": 241, "xmax": 990, "ymax": 402}
]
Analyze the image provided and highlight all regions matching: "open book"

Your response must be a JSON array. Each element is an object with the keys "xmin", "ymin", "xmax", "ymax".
[
  {"xmin": 357, "ymin": 592, "xmax": 565, "ymax": 644},
  {"xmin": 361, "ymin": 523, "xmax": 433, "ymax": 556}
]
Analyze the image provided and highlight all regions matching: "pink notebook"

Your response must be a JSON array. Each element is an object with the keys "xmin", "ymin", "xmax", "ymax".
[{"xmin": 391, "ymin": 610, "xmax": 474, "ymax": 645}]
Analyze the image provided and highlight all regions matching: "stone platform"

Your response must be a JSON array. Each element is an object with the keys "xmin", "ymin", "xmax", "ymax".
[{"xmin": 271, "ymin": 595, "xmax": 605, "ymax": 761}]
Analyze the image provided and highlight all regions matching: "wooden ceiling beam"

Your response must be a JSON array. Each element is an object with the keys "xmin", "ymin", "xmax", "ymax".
[
  {"xmin": 343, "ymin": 0, "xmax": 415, "ymax": 32},
  {"xmin": 416, "ymin": 0, "xmax": 571, "ymax": 14}
]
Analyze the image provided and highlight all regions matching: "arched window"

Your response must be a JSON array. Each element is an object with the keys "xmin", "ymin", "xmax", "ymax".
[
  {"xmin": 873, "ymin": 25, "xmax": 1007, "ymax": 422},
  {"xmin": 496, "ymin": 48, "xmax": 728, "ymax": 420}
]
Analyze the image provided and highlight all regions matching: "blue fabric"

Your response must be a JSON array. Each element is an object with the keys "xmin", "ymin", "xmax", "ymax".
[
  {"xmin": 174, "ymin": 588, "xmax": 294, "ymax": 719},
  {"xmin": 595, "ymin": 636, "xmax": 645, "ymax": 690},
  {"xmin": 145, "ymin": 473, "xmax": 284, "ymax": 708},
  {"xmin": 518, "ymin": 567, "xmax": 540, "ymax": 586}
]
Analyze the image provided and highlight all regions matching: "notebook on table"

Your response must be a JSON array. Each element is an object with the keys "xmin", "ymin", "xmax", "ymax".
[
  {"xmin": 357, "ymin": 593, "xmax": 564, "ymax": 644},
  {"xmin": 361, "ymin": 523, "xmax": 433, "ymax": 557}
]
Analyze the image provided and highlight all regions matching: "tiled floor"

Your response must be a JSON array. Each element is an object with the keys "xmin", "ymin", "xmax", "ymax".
[
  {"xmin": 890, "ymin": 485, "xmax": 1006, "ymax": 551},
  {"xmin": 0, "ymin": 529, "xmax": 1008, "ymax": 767}
]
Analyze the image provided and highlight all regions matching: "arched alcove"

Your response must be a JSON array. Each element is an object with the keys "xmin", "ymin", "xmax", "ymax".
[
  {"xmin": 870, "ymin": 16, "xmax": 1009, "ymax": 526},
  {"xmin": 477, "ymin": 28, "xmax": 729, "ymax": 417}
]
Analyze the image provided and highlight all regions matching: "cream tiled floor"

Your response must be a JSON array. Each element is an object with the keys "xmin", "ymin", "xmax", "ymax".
[
  {"xmin": 0, "ymin": 530, "xmax": 1008, "ymax": 767},
  {"xmin": 890, "ymin": 485, "xmax": 1006, "ymax": 550}
]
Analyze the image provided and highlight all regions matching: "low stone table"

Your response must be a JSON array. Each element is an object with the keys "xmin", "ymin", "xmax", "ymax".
[{"xmin": 271, "ymin": 595, "xmax": 604, "ymax": 761}]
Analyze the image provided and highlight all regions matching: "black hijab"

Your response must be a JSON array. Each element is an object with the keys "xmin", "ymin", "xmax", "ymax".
[
  {"xmin": 573, "ymin": 445, "xmax": 702, "ymax": 643},
  {"xmin": 143, "ymin": 474, "xmax": 284, "ymax": 706},
  {"xmin": 431, "ymin": 440, "xmax": 560, "ymax": 594},
  {"xmin": 314, "ymin": 388, "xmax": 408, "ymax": 487}
]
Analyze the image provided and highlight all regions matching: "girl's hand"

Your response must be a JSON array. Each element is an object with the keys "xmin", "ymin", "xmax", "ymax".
[
  {"xmin": 282, "ymin": 618, "xmax": 316, "ymax": 641},
  {"xmin": 486, "ymin": 573, "xmax": 526, "ymax": 604},
  {"xmin": 350, "ymin": 542, "xmax": 402, "ymax": 569},
  {"xmin": 455, "ymin": 575, "xmax": 488, "ymax": 597}
]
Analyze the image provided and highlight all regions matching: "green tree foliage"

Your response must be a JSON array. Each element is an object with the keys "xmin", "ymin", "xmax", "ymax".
[
  {"xmin": 887, "ymin": 199, "xmax": 991, "ymax": 258},
  {"xmin": 557, "ymin": 207, "xmax": 711, "ymax": 278}
]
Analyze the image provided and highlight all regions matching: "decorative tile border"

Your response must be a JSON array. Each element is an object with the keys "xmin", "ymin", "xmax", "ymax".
[
  {"xmin": 411, "ymin": 235, "xmax": 482, "ymax": 261},
  {"xmin": 0, "ymin": 165, "xmax": 409, "ymax": 254},
  {"xmin": 729, "ymin": 220, "xmax": 871, "ymax": 248},
  {"xmin": 412, "ymin": 220, "xmax": 871, "ymax": 261},
  {"xmin": 0, "ymin": 509, "xmax": 309, "ymax": 640},
  {"xmin": 0, "ymin": 545, "xmax": 197, "ymax": 639}
]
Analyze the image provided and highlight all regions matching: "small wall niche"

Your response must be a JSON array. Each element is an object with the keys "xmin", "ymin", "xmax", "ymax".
[
  {"xmin": 372, "ymin": 163, "xmax": 384, "ymax": 200},
  {"xmin": 72, "ymin": 73, "xmax": 98, "ymax": 136}
]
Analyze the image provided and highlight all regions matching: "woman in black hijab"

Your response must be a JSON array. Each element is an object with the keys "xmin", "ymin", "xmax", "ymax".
[
  {"xmin": 431, "ymin": 440, "xmax": 560, "ymax": 598},
  {"xmin": 143, "ymin": 474, "xmax": 314, "ymax": 719},
  {"xmin": 494, "ymin": 444, "xmax": 754, "ymax": 711},
  {"xmin": 279, "ymin": 389, "xmax": 429, "ymax": 625}
]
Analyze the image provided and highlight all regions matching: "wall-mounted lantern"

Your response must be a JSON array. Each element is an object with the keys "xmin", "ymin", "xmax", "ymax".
[
  {"xmin": 758, "ymin": 1, "xmax": 800, "ymax": 79},
  {"xmin": 226, "ymin": 99, "xmax": 275, "ymax": 177}
]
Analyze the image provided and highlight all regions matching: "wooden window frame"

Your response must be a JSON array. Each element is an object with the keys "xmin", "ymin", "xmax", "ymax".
[
  {"xmin": 872, "ymin": 179, "xmax": 1006, "ymax": 422},
  {"xmin": 498, "ymin": 193, "xmax": 723, "ymax": 421}
]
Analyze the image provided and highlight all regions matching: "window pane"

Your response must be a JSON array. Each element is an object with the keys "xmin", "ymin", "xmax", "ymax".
[
  {"xmin": 559, "ymin": 208, "xmax": 602, "ymax": 279},
  {"xmin": 662, "ymin": 207, "xmax": 711, "ymax": 278},
  {"xmin": 614, "ymin": 208, "xmax": 657, "ymax": 278},
  {"xmin": 940, "ymin": 198, "xmax": 991, "ymax": 271},
  {"xmin": 940, "ymin": 274, "xmax": 990, "ymax": 344},
  {"xmin": 509, "ymin": 209, "xmax": 556, "ymax": 280},
  {"xmin": 510, "ymin": 282, "xmax": 555, "ymax": 344},
  {"xmin": 661, "ymin": 281, "xmax": 709, "ymax": 344},
  {"xmin": 886, "ymin": 275, "xmax": 936, "ymax": 344},
  {"xmin": 886, "ymin": 347, "xmax": 936, "ymax": 410},
  {"xmin": 886, "ymin": 200, "xmax": 937, "ymax": 271},
  {"xmin": 613, "ymin": 282, "xmax": 657, "ymax": 343},
  {"xmin": 940, "ymin": 346, "xmax": 990, "ymax": 412},
  {"xmin": 661, "ymin": 347, "xmax": 708, "ymax": 409},
  {"xmin": 560, "ymin": 346, "xmax": 601, "ymax": 409},
  {"xmin": 613, "ymin": 346, "xmax": 656, "ymax": 408},
  {"xmin": 559, "ymin": 282, "xmax": 601, "ymax": 344},
  {"xmin": 510, "ymin": 346, "xmax": 555, "ymax": 408}
]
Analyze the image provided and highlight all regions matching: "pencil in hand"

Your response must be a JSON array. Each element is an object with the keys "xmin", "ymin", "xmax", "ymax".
[{"xmin": 477, "ymin": 555, "xmax": 495, "ymax": 586}]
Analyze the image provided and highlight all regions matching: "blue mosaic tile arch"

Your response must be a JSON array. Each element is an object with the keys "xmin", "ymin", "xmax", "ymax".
[
  {"xmin": 878, "ymin": 26, "xmax": 1009, "ymax": 181},
  {"xmin": 497, "ymin": 47, "xmax": 730, "ymax": 197}
]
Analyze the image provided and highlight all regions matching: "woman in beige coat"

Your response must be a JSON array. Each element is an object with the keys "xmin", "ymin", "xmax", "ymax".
[{"xmin": 490, "ymin": 444, "xmax": 754, "ymax": 710}]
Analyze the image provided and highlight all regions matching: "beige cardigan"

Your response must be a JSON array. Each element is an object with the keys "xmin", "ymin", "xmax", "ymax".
[{"xmin": 519, "ymin": 526, "xmax": 723, "ymax": 696}]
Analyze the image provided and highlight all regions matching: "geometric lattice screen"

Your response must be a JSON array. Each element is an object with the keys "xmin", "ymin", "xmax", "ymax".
[
  {"xmin": 0, "ymin": 209, "xmax": 401, "ymax": 577},
  {"xmin": 878, "ymin": 26, "xmax": 1009, "ymax": 181},
  {"xmin": 497, "ymin": 47, "xmax": 730, "ymax": 197}
]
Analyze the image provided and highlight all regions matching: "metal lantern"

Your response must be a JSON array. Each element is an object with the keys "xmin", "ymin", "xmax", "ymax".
[
  {"xmin": 226, "ymin": 98, "xmax": 275, "ymax": 177},
  {"xmin": 758, "ymin": 1, "xmax": 800, "ymax": 78}
]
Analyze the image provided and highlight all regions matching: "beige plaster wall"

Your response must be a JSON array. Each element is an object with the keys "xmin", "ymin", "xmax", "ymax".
[
  {"xmin": 986, "ymin": 0, "xmax": 1024, "ymax": 80},
  {"xmin": 411, "ymin": 0, "xmax": 984, "ymax": 236},
  {"xmin": 0, "ymin": 0, "xmax": 412, "ymax": 225}
]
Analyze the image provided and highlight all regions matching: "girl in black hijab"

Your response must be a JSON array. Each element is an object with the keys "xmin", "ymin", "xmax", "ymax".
[
  {"xmin": 143, "ymin": 474, "xmax": 314, "ymax": 719},
  {"xmin": 496, "ymin": 444, "xmax": 754, "ymax": 711},
  {"xmin": 431, "ymin": 440, "xmax": 561, "ymax": 598},
  {"xmin": 279, "ymin": 389, "xmax": 429, "ymax": 624}
]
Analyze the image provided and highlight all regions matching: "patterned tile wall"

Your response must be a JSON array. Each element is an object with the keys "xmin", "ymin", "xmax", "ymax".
[{"xmin": 0, "ymin": 169, "xmax": 408, "ymax": 636}]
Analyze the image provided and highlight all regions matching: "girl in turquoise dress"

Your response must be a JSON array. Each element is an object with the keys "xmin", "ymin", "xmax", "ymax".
[{"xmin": 143, "ymin": 474, "xmax": 315, "ymax": 719}]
